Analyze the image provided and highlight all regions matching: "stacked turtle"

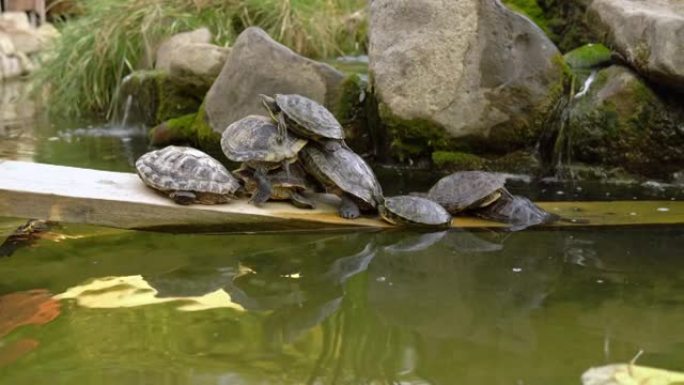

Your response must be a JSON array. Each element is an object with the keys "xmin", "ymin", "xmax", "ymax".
[{"xmin": 135, "ymin": 94, "xmax": 552, "ymax": 230}]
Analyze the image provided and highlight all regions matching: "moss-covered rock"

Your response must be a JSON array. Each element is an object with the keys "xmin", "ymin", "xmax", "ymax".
[
  {"xmin": 432, "ymin": 151, "xmax": 486, "ymax": 170},
  {"xmin": 430, "ymin": 150, "xmax": 542, "ymax": 175},
  {"xmin": 120, "ymin": 70, "xmax": 203, "ymax": 126},
  {"xmin": 148, "ymin": 113, "xmax": 197, "ymax": 146},
  {"xmin": 335, "ymin": 73, "xmax": 373, "ymax": 155},
  {"xmin": 564, "ymin": 43, "xmax": 612, "ymax": 69},
  {"xmin": 567, "ymin": 65, "xmax": 684, "ymax": 179}
]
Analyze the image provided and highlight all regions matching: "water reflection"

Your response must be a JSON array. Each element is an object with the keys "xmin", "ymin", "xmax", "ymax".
[{"xmin": 1, "ymin": 226, "xmax": 683, "ymax": 383}]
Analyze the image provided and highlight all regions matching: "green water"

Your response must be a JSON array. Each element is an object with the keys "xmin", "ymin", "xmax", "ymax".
[
  {"xmin": 2, "ymin": 81, "xmax": 684, "ymax": 384},
  {"xmin": 1, "ymin": 225, "xmax": 684, "ymax": 384}
]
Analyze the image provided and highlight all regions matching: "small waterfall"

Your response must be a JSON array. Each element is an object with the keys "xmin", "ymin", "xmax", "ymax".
[
  {"xmin": 574, "ymin": 70, "xmax": 597, "ymax": 99},
  {"xmin": 537, "ymin": 70, "xmax": 599, "ymax": 180},
  {"xmin": 119, "ymin": 94, "xmax": 134, "ymax": 128}
]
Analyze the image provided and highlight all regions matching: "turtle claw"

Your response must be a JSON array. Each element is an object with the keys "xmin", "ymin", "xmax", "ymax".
[{"xmin": 339, "ymin": 195, "xmax": 360, "ymax": 219}]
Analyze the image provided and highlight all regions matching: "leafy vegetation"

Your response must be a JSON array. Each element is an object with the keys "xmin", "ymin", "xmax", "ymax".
[{"xmin": 34, "ymin": 0, "xmax": 367, "ymax": 117}]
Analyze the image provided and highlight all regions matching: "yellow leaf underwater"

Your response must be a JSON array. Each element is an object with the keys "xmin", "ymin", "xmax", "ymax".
[
  {"xmin": 54, "ymin": 275, "xmax": 245, "ymax": 312},
  {"xmin": 582, "ymin": 364, "xmax": 684, "ymax": 385}
]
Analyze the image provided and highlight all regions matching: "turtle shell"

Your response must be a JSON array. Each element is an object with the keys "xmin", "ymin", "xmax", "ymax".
[
  {"xmin": 275, "ymin": 94, "xmax": 344, "ymax": 140},
  {"xmin": 300, "ymin": 145, "xmax": 382, "ymax": 208},
  {"xmin": 221, "ymin": 115, "xmax": 307, "ymax": 164},
  {"xmin": 234, "ymin": 163, "xmax": 314, "ymax": 200},
  {"xmin": 474, "ymin": 190, "xmax": 558, "ymax": 230},
  {"xmin": 427, "ymin": 171, "xmax": 506, "ymax": 213},
  {"xmin": 136, "ymin": 146, "xmax": 241, "ymax": 198},
  {"xmin": 380, "ymin": 196, "xmax": 452, "ymax": 227}
]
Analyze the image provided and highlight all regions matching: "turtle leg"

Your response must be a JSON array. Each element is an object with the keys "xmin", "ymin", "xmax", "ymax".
[
  {"xmin": 322, "ymin": 140, "xmax": 344, "ymax": 152},
  {"xmin": 250, "ymin": 168, "xmax": 272, "ymax": 207},
  {"xmin": 338, "ymin": 194, "xmax": 360, "ymax": 219},
  {"xmin": 289, "ymin": 191, "xmax": 315, "ymax": 209},
  {"xmin": 169, "ymin": 191, "xmax": 196, "ymax": 205},
  {"xmin": 282, "ymin": 159, "xmax": 291, "ymax": 178}
]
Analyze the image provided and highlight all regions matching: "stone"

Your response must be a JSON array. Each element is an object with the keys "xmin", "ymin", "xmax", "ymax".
[
  {"xmin": 168, "ymin": 43, "xmax": 230, "ymax": 89},
  {"xmin": 155, "ymin": 28, "xmax": 212, "ymax": 71},
  {"xmin": 0, "ymin": 32, "xmax": 15, "ymax": 56},
  {"xmin": 204, "ymin": 27, "xmax": 345, "ymax": 134},
  {"xmin": 567, "ymin": 65, "xmax": 684, "ymax": 179},
  {"xmin": 2, "ymin": 27, "xmax": 44, "ymax": 54},
  {"xmin": 0, "ymin": 53, "xmax": 23, "ymax": 80},
  {"xmin": 588, "ymin": 0, "xmax": 684, "ymax": 88},
  {"xmin": 0, "ymin": 12, "xmax": 31, "ymax": 31},
  {"xmin": 369, "ymin": 0, "xmax": 564, "ymax": 160}
]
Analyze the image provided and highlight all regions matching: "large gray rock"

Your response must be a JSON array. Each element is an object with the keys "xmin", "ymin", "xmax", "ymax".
[
  {"xmin": 369, "ymin": 0, "xmax": 563, "ymax": 156},
  {"xmin": 204, "ymin": 27, "xmax": 344, "ymax": 134},
  {"xmin": 168, "ymin": 43, "xmax": 229, "ymax": 89},
  {"xmin": 155, "ymin": 28, "xmax": 212, "ymax": 71},
  {"xmin": 588, "ymin": 0, "xmax": 684, "ymax": 88}
]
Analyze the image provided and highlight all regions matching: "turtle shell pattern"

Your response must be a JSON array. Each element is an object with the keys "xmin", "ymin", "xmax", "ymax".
[
  {"xmin": 276, "ymin": 94, "xmax": 344, "ymax": 140},
  {"xmin": 427, "ymin": 171, "xmax": 506, "ymax": 213},
  {"xmin": 136, "ymin": 146, "xmax": 241, "ymax": 196},
  {"xmin": 221, "ymin": 115, "xmax": 307, "ymax": 163},
  {"xmin": 300, "ymin": 146, "xmax": 382, "ymax": 208},
  {"xmin": 380, "ymin": 195, "xmax": 452, "ymax": 227},
  {"xmin": 234, "ymin": 163, "xmax": 314, "ymax": 200}
]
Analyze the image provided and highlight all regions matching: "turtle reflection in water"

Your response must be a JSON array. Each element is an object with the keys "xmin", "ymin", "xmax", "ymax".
[
  {"xmin": 425, "ymin": 171, "xmax": 557, "ymax": 230},
  {"xmin": 136, "ymin": 146, "xmax": 241, "ymax": 205}
]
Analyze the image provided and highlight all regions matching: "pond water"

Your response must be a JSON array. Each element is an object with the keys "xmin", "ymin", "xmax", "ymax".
[{"xmin": 1, "ymin": 81, "xmax": 683, "ymax": 384}]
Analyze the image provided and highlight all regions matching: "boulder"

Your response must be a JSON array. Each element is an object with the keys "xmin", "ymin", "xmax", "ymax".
[
  {"xmin": 155, "ymin": 28, "xmax": 212, "ymax": 71},
  {"xmin": 369, "ymin": 0, "xmax": 564, "ymax": 160},
  {"xmin": 168, "ymin": 43, "xmax": 230, "ymax": 89},
  {"xmin": 0, "ymin": 12, "xmax": 31, "ymax": 30},
  {"xmin": 204, "ymin": 27, "xmax": 345, "ymax": 134},
  {"xmin": 0, "ymin": 32, "xmax": 15, "ymax": 56},
  {"xmin": 588, "ymin": 0, "xmax": 684, "ymax": 88},
  {"xmin": 566, "ymin": 65, "xmax": 684, "ymax": 179}
]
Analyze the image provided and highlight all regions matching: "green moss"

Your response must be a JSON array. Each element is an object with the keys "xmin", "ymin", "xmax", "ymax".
[
  {"xmin": 502, "ymin": 0, "xmax": 550, "ymax": 34},
  {"xmin": 190, "ymin": 103, "xmax": 225, "ymax": 161},
  {"xmin": 564, "ymin": 43, "xmax": 612, "ymax": 69},
  {"xmin": 432, "ymin": 151, "xmax": 485, "ymax": 170},
  {"xmin": 148, "ymin": 113, "xmax": 197, "ymax": 146},
  {"xmin": 378, "ymin": 103, "xmax": 449, "ymax": 162},
  {"xmin": 335, "ymin": 74, "xmax": 372, "ymax": 154}
]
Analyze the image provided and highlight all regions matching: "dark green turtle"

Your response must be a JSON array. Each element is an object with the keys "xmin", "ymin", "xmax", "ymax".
[
  {"xmin": 233, "ymin": 163, "xmax": 316, "ymax": 209},
  {"xmin": 427, "ymin": 171, "xmax": 507, "ymax": 214},
  {"xmin": 473, "ymin": 190, "xmax": 558, "ymax": 231},
  {"xmin": 260, "ymin": 94, "xmax": 345, "ymax": 150},
  {"xmin": 300, "ymin": 145, "xmax": 383, "ymax": 219},
  {"xmin": 136, "ymin": 146, "xmax": 241, "ymax": 205},
  {"xmin": 379, "ymin": 196, "xmax": 452, "ymax": 228},
  {"xmin": 221, "ymin": 115, "xmax": 307, "ymax": 206}
]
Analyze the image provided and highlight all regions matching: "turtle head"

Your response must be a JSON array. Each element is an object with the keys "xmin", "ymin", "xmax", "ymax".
[{"xmin": 258, "ymin": 94, "xmax": 278, "ymax": 112}]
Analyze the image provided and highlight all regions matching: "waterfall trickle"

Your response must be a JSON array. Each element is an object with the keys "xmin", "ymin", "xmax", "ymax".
[
  {"xmin": 574, "ymin": 70, "xmax": 597, "ymax": 99},
  {"xmin": 119, "ymin": 94, "xmax": 134, "ymax": 128}
]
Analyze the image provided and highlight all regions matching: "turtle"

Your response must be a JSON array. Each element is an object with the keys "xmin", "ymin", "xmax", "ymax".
[
  {"xmin": 379, "ymin": 196, "xmax": 452, "ymax": 228},
  {"xmin": 299, "ymin": 145, "xmax": 383, "ymax": 219},
  {"xmin": 221, "ymin": 115, "xmax": 308, "ymax": 206},
  {"xmin": 473, "ymin": 189, "xmax": 559, "ymax": 231},
  {"xmin": 260, "ymin": 94, "xmax": 345, "ymax": 150},
  {"xmin": 233, "ymin": 163, "xmax": 316, "ymax": 209},
  {"xmin": 136, "ymin": 145, "xmax": 241, "ymax": 205},
  {"xmin": 426, "ymin": 171, "xmax": 508, "ymax": 214}
]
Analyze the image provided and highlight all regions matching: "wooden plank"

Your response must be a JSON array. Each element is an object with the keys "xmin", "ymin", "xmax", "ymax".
[{"xmin": 0, "ymin": 160, "xmax": 682, "ymax": 232}]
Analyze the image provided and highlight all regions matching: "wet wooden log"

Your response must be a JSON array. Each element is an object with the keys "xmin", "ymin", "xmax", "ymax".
[{"xmin": 0, "ymin": 160, "xmax": 682, "ymax": 232}]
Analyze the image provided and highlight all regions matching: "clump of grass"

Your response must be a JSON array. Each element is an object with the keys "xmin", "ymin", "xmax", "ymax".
[{"xmin": 34, "ymin": 0, "xmax": 367, "ymax": 117}]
